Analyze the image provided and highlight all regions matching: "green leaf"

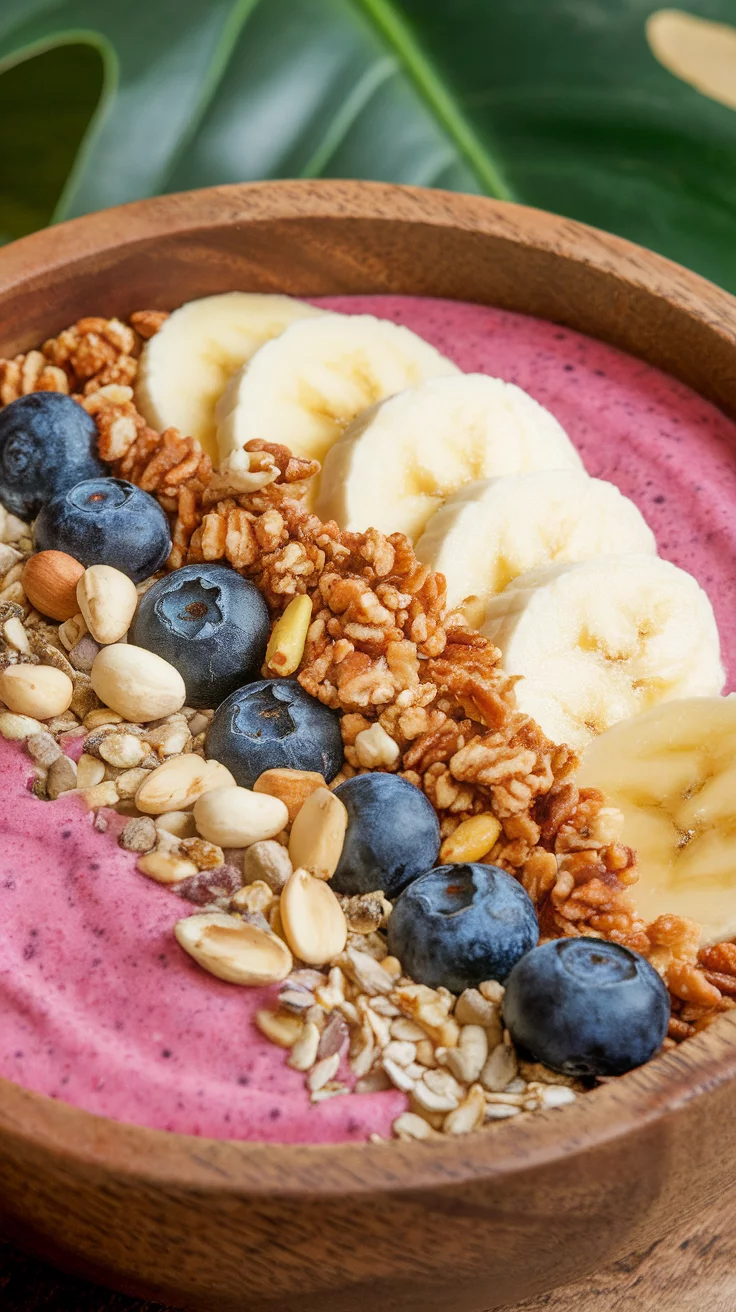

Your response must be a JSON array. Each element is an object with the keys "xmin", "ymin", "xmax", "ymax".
[{"xmin": 1, "ymin": 1, "xmax": 736, "ymax": 290}]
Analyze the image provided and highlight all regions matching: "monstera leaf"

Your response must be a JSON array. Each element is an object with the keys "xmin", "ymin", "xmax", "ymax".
[{"xmin": 1, "ymin": 1, "xmax": 736, "ymax": 289}]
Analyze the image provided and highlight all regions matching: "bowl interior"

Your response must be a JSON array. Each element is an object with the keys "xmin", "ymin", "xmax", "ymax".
[{"xmin": 2, "ymin": 180, "xmax": 736, "ymax": 1312}]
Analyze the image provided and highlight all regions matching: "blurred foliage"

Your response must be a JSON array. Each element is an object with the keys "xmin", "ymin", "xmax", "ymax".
[{"xmin": 0, "ymin": 1, "xmax": 736, "ymax": 287}]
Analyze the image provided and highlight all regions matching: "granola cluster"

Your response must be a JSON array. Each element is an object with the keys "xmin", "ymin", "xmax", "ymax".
[{"xmin": 1, "ymin": 312, "xmax": 734, "ymax": 1054}]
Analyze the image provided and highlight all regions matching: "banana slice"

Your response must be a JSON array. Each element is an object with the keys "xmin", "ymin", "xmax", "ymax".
[
  {"xmin": 215, "ymin": 313, "xmax": 459, "ymax": 484},
  {"xmin": 416, "ymin": 469, "xmax": 656, "ymax": 611},
  {"xmin": 481, "ymin": 556, "xmax": 725, "ymax": 750},
  {"xmin": 579, "ymin": 697, "xmax": 736, "ymax": 945},
  {"xmin": 315, "ymin": 373, "xmax": 582, "ymax": 539},
  {"xmin": 135, "ymin": 293, "xmax": 324, "ymax": 461}
]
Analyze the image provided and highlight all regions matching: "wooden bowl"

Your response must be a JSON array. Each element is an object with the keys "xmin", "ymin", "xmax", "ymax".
[{"xmin": 1, "ymin": 181, "xmax": 736, "ymax": 1312}]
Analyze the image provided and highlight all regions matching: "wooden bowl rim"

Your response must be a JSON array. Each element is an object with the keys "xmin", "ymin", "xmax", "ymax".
[{"xmin": 2, "ymin": 178, "xmax": 736, "ymax": 1198}]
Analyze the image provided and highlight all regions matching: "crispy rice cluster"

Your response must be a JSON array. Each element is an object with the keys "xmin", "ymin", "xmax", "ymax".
[{"xmin": 1, "ymin": 311, "xmax": 733, "ymax": 1043}]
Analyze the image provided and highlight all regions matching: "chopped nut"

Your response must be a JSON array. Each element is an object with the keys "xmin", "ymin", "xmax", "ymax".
[
  {"xmin": 46, "ymin": 754, "xmax": 78, "ymax": 799},
  {"xmin": 25, "ymin": 732, "xmax": 62, "ymax": 768},
  {"xmin": 67, "ymin": 635, "xmax": 102, "ymax": 673},
  {"xmin": 83, "ymin": 707, "xmax": 123, "ymax": 730},
  {"xmin": 180, "ymin": 837, "xmax": 226, "ymax": 870},
  {"xmin": 58, "ymin": 613, "xmax": 88, "ymax": 651},
  {"xmin": 116, "ymin": 766, "xmax": 150, "ymax": 798},
  {"xmin": 288, "ymin": 785, "xmax": 347, "ymax": 879},
  {"xmin": 175, "ymin": 911, "xmax": 292, "ymax": 984},
  {"xmin": 119, "ymin": 816, "xmax": 157, "ymax": 853},
  {"xmin": 439, "ymin": 813, "xmax": 502, "ymax": 864},
  {"xmin": 242, "ymin": 839, "xmax": 293, "ymax": 892},
  {"xmin": 175, "ymin": 864, "xmax": 243, "ymax": 907},
  {"xmin": 155, "ymin": 810, "xmax": 197, "ymax": 839},
  {"xmin": 392, "ymin": 982, "xmax": 459, "ymax": 1047},
  {"xmin": 138, "ymin": 851, "xmax": 198, "ymax": 883},
  {"xmin": 3, "ymin": 617, "xmax": 29, "ymax": 654},
  {"xmin": 253, "ymin": 767, "xmax": 326, "ymax": 823},
  {"xmin": 99, "ymin": 732, "xmax": 147, "ymax": 769},
  {"xmin": 338, "ymin": 891, "xmax": 386, "ymax": 935},
  {"xmin": 83, "ymin": 781, "xmax": 119, "ymax": 810},
  {"xmin": 76, "ymin": 753, "xmax": 106, "ymax": 789},
  {"xmin": 479, "ymin": 980, "xmax": 505, "ymax": 1005},
  {"xmin": 255, "ymin": 1009, "xmax": 304, "ymax": 1048},
  {"xmin": 144, "ymin": 721, "xmax": 191, "ymax": 756},
  {"xmin": 231, "ymin": 880, "xmax": 275, "ymax": 916},
  {"xmin": 354, "ymin": 722, "xmax": 400, "ymax": 769}
]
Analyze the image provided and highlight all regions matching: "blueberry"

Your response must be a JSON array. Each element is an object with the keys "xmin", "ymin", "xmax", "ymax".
[
  {"xmin": 387, "ymin": 863, "xmax": 538, "ymax": 992},
  {"xmin": 205, "ymin": 678, "xmax": 343, "ymax": 787},
  {"xmin": 331, "ymin": 773, "xmax": 441, "ymax": 899},
  {"xmin": 503, "ymin": 938, "xmax": 670, "ymax": 1078},
  {"xmin": 33, "ymin": 477, "xmax": 171, "ymax": 583},
  {"xmin": 0, "ymin": 392, "xmax": 105, "ymax": 518},
  {"xmin": 129, "ymin": 564, "xmax": 269, "ymax": 709}
]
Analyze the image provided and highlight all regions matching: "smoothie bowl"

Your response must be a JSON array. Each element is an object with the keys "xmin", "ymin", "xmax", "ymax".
[{"xmin": 1, "ymin": 181, "xmax": 736, "ymax": 1312}]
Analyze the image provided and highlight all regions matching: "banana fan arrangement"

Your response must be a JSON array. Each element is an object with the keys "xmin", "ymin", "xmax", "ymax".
[{"xmin": 138, "ymin": 291, "xmax": 726, "ymax": 750}]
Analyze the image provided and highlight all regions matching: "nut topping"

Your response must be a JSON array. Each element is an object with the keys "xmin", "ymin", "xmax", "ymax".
[
  {"xmin": 175, "ymin": 911, "xmax": 292, "ymax": 985},
  {"xmin": 280, "ymin": 868, "xmax": 347, "ymax": 966}
]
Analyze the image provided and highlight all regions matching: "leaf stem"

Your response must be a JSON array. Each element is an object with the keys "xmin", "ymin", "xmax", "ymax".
[{"xmin": 356, "ymin": 0, "xmax": 514, "ymax": 200}]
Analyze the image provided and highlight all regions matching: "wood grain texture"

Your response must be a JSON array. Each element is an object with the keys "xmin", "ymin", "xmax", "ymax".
[
  {"xmin": 1, "ymin": 181, "xmax": 736, "ymax": 1311},
  {"xmin": 3, "ymin": 1190, "xmax": 736, "ymax": 1311}
]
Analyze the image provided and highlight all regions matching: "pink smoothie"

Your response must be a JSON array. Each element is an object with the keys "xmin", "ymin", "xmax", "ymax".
[{"xmin": 1, "ymin": 294, "xmax": 735, "ymax": 1143}]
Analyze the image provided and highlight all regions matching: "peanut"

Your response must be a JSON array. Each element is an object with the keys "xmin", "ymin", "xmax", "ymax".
[
  {"xmin": 0, "ymin": 664, "xmax": 73, "ymax": 720},
  {"xmin": 76, "ymin": 565, "xmax": 139, "ymax": 645},
  {"xmin": 0, "ymin": 712, "xmax": 45, "ymax": 740},
  {"xmin": 280, "ymin": 868, "xmax": 347, "ymax": 966},
  {"xmin": 288, "ymin": 786, "xmax": 347, "ymax": 880},
  {"xmin": 175, "ymin": 912, "xmax": 292, "ymax": 985},
  {"xmin": 135, "ymin": 756, "xmax": 235, "ymax": 815},
  {"xmin": 90, "ymin": 644, "xmax": 186, "ymax": 722},
  {"xmin": 193, "ymin": 785, "xmax": 288, "ymax": 848},
  {"xmin": 253, "ymin": 767, "xmax": 325, "ymax": 823},
  {"xmin": 137, "ymin": 851, "xmax": 199, "ymax": 884}
]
